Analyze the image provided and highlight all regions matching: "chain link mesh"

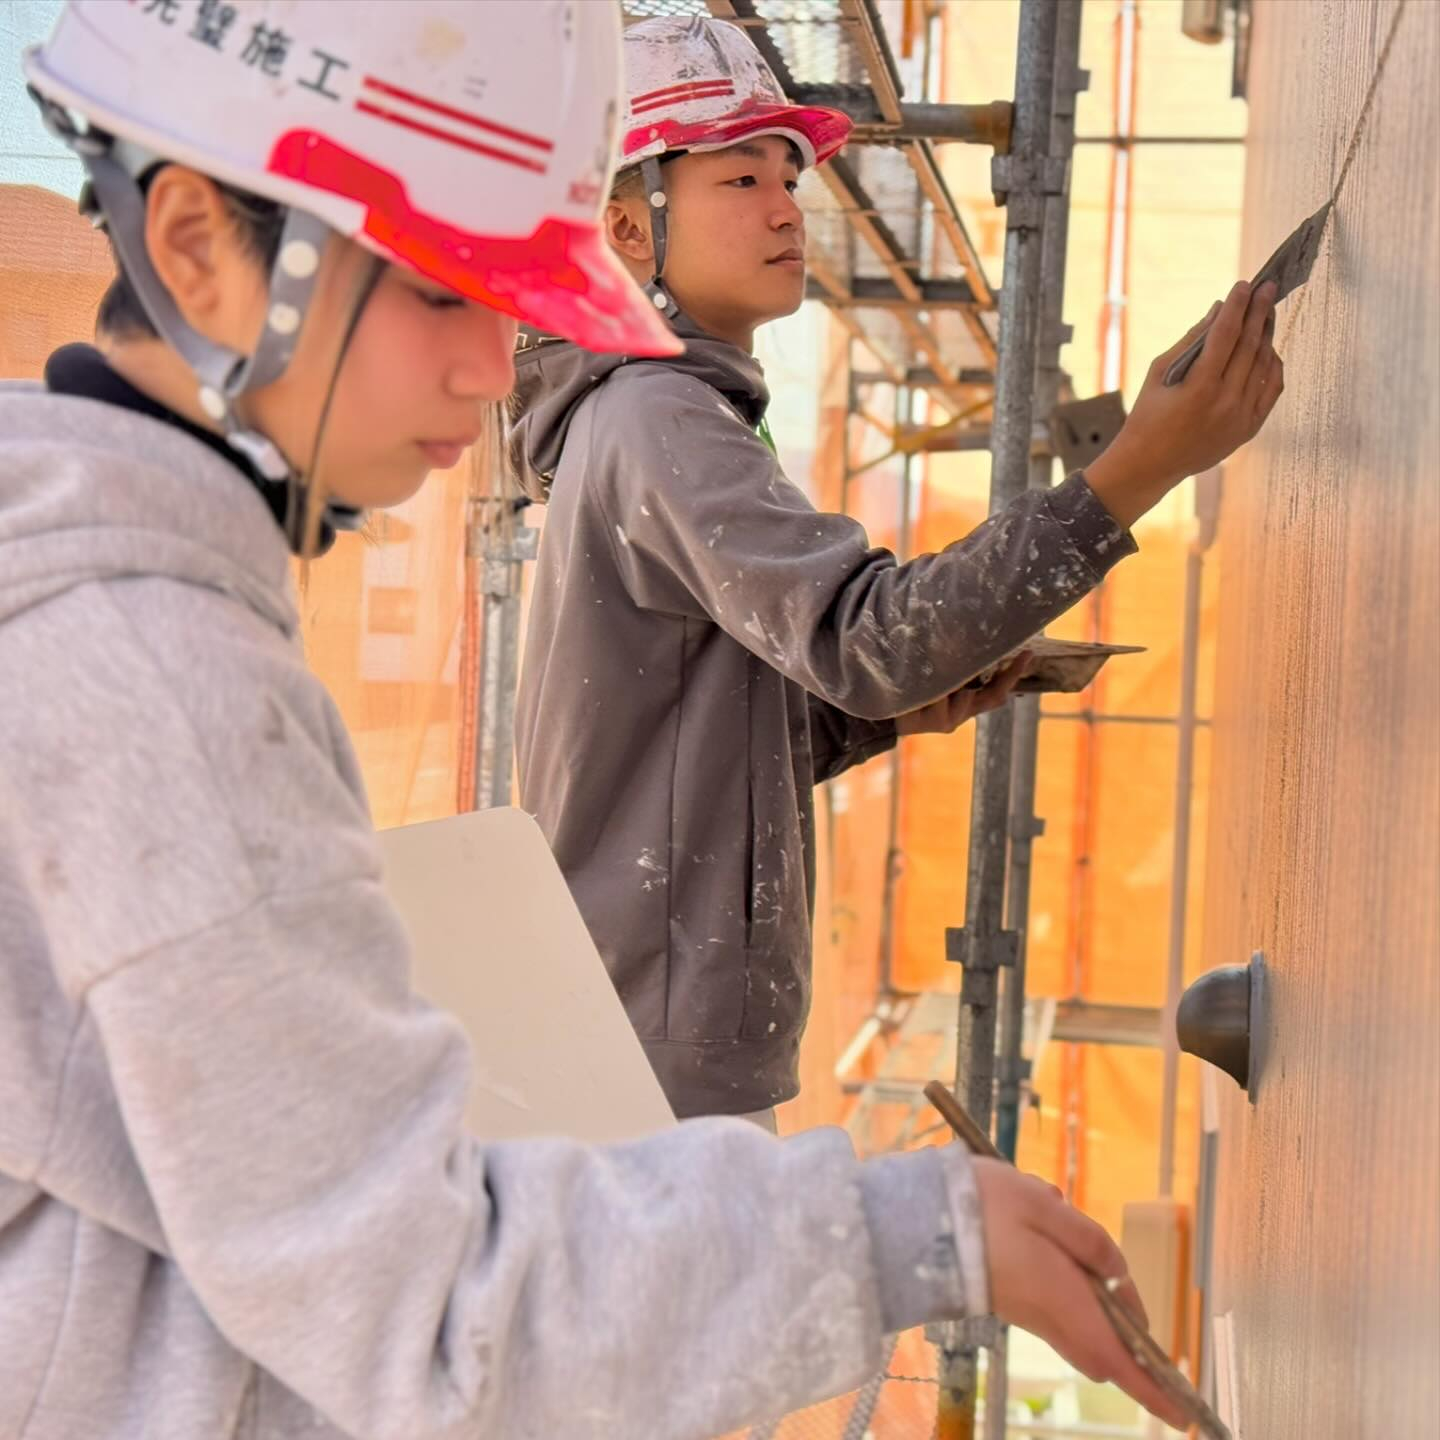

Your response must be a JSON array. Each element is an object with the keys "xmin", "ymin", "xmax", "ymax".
[{"xmin": 713, "ymin": 1331, "xmax": 959, "ymax": 1440}]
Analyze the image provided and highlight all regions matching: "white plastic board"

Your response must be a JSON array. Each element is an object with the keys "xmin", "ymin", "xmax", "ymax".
[{"xmin": 379, "ymin": 807, "xmax": 674, "ymax": 1145}]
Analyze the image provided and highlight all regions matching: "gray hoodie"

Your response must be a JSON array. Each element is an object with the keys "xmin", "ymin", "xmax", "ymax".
[
  {"xmin": 0, "ymin": 377, "xmax": 992, "ymax": 1440},
  {"xmin": 511, "ymin": 320, "xmax": 1135, "ymax": 1119}
]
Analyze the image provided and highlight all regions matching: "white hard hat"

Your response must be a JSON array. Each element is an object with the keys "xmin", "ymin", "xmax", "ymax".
[
  {"xmin": 619, "ymin": 17, "xmax": 852, "ymax": 172},
  {"xmin": 25, "ymin": 0, "xmax": 679, "ymax": 360}
]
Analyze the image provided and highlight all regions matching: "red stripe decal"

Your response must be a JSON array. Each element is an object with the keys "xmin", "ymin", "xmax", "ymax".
[
  {"xmin": 631, "ymin": 84, "xmax": 736, "ymax": 116},
  {"xmin": 630, "ymin": 78, "xmax": 737, "ymax": 107},
  {"xmin": 362, "ymin": 76, "xmax": 553, "ymax": 153},
  {"xmin": 356, "ymin": 101, "xmax": 548, "ymax": 174}
]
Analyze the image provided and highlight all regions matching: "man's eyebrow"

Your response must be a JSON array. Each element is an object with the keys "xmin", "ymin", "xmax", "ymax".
[{"xmin": 724, "ymin": 140, "xmax": 802, "ymax": 169}]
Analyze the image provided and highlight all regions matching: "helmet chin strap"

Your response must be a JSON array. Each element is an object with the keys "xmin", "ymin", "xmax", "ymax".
[
  {"xmin": 639, "ymin": 155, "xmax": 680, "ymax": 322},
  {"xmin": 33, "ymin": 89, "xmax": 365, "ymax": 553},
  {"xmin": 289, "ymin": 252, "xmax": 386, "ymax": 556},
  {"xmin": 77, "ymin": 146, "xmax": 328, "ymax": 482}
]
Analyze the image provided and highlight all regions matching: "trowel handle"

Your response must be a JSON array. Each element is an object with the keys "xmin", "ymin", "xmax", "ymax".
[
  {"xmin": 1163, "ymin": 330, "xmax": 1208, "ymax": 387},
  {"xmin": 923, "ymin": 1081, "xmax": 1001, "ymax": 1158}
]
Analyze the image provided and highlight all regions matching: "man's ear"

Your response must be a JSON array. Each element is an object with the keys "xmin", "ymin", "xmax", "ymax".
[
  {"xmin": 143, "ymin": 165, "xmax": 260, "ymax": 348},
  {"xmin": 603, "ymin": 195, "xmax": 655, "ymax": 269}
]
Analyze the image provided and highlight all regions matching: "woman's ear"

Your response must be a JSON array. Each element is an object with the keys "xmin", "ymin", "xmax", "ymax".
[
  {"xmin": 603, "ymin": 194, "xmax": 655, "ymax": 269},
  {"xmin": 143, "ymin": 165, "xmax": 266, "ymax": 350}
]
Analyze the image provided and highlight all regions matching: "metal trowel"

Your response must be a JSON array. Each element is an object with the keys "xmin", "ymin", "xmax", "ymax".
[{"xmin": 1164, "ymin": 199, "xmax": 1333, "ymax": 386}]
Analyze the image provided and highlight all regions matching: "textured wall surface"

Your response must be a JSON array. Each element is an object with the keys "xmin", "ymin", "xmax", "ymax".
[
  {"xmin": 1201, "ymin": 1, "xmax": 1439, "ymax": 1436},
  {"xmin": 0, "ymin": 183, "xmax": 108, "ymax": 377}
]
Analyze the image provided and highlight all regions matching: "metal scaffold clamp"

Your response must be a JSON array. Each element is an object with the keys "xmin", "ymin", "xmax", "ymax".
[
  {"xmin": 946, "ymin": 925, "xmax": 1020, "ymax": 1004},
  {"xmin": 991, "ymin": 154, "xmax": 1071, "ymax": 226},
  {"xmin": 1054, "ymin": 63, "xmax": 1092, "ymax": 118},
  {"xmin": 477, "ymin": 527, "xmax": 539, "ymax": 599}
]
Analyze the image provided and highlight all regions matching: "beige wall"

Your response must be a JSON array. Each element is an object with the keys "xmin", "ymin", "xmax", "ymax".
[
  {"xmin": 1202, "ymin": 1, "xmax": 1439, "ymax": 1434},
  {"xmin": 0, "ymin": 183, "xmax": 107, "ymax": 377}
]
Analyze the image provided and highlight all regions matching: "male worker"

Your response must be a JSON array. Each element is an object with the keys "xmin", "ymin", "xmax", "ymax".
[
  {"xmin": 513, "ymin": 16, "xmax": 1283, "ymax": 1126},
  {"xmin": 0, "ymin": 3, "xmax": 1190, "ymax": 1437}
]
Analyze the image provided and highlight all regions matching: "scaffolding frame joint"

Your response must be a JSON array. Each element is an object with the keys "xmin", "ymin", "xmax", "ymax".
[
  {"xmin": 476, "ymin": 523, "xmax": 538, "ymax": 598},
  {"xmin": 1045, "ymin": 319, "xmax": 1076, "ymax": 349},
  {"xmin": 1054, "ymin": 64, "xmax": 1092, "ymax": 119},
  {"xmin": 946, "ymin": 926, "xmax": 1020, "ymax": 972},
  {"xmin": 992, "ymin": 154, "xmax": 1071, "ymax": 224}
]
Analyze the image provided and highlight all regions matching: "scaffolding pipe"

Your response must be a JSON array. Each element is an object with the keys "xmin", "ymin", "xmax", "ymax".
[
  {"xmin": 473, "ymin": 507, "xmax": 537, "ymax": 811},
  {"xmin": 983, "ymin": 1325, "xmax": 1009, "ymax": 1440},
  {"xmin": 878, "ymin": 383, "xmax": 917, "ymax": 996},
  {"xmin": 847, "ymin": 99, "xmax": 1016, "ymax": 149},
  {"xmin": 995, "ymin": 0, "xmax": 1086, "ymax": 1169},
  {"xmin": 951, "ymin": 0, "xmax": 1060, "ymax": 1162},
  {"xmin": 938, "ymin": 1, "xmax": 1061, "ymax": 1434},
  {"xmin": 1158, "ymin": 522, "xmax": 1207, "ymax": 1195},
  {"xmin": 986, "ymin": 14, "xmax": 1086, "ymax": 1438}
]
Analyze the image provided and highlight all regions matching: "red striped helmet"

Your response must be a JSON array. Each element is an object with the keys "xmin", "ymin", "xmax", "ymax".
[
  {"xmin": 25, "ymin": 0, "xmax": 680, "ymax": 357},
  {"xmin": 619, "ymin": 17, "xmax": 851, "ymax": 173}
]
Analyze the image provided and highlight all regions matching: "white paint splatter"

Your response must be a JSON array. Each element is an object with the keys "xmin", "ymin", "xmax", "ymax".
[
  {"xmin": 636, "ymin": 848, "xmax": 668, "ymax": 890},
  {"xmin": 743, "ymin": 611, "xmax": 786, "ymax": 663}
]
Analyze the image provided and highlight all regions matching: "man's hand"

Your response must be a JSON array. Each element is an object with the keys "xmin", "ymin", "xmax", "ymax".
[
  {"xmin": 972, "ymin": 1159, "xmax": 1193, "ymax": 1432},
  {"xmin": 1087, "ymin": 279, "xmax": 1285, "ymax": 530},
  {"xmin": 894, "ymin": 653, "xmax": 1031, "ymax": 736}
]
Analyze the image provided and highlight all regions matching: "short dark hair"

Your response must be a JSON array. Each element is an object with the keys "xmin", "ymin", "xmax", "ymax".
[
  {"xmin": 96, "ymin": 168, "xmax": 286, "ymax": 340},
  {"xmin": 609, "ymin": 163, "xmax": 647, "ymax": 203}
]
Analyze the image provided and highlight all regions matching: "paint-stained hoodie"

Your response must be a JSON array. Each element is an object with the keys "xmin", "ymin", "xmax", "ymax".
[
  {"xmin": 511, "ymin": 316, "xmax": 1136, "ymax": 1118},
  {"xmin": 0, "ymin": 375, "xmax": 993, "ymax": 1440}
]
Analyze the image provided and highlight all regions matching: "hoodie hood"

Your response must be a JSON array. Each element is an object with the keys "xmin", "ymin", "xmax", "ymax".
[
  {"xmin": 0, "ymin": 383, "xmax": 297, "ymax": 635},
  {"xmin": 507, "ymin": 310, "xmax": 770, "ymax": 502}
]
